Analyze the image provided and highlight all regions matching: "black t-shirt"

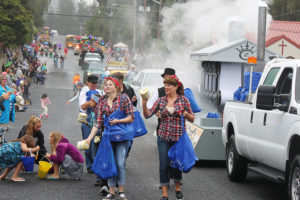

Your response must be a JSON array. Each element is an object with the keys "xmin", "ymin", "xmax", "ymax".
[
  {"xmin": 17, "ymin": 125, "xmax": 47, "ymax": 154},
  {"xmin": 122, "ymin": 83, "xmax": 137, "ymax": 107}
]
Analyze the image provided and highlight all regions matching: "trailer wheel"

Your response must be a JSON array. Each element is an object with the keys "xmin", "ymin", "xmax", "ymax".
[
  {"xmin": 289, "ymin": 155, "xmax": 300, "ymax": 200},
  {"xmin": 226, "ymin": 135, "xmax": 248, "ymax": 182}
]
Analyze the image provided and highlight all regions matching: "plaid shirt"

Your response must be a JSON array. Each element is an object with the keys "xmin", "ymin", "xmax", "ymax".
[
  {"xmin": 146, "ymin": 95, "xmax": 194, "ymax": 142},
  {"xmin": 94, "ymin": 93, "xmax": 134, "ymax": 129}
]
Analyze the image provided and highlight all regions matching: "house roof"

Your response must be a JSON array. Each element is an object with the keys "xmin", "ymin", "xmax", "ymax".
[
  {"xmin": 266, "ymin": 21, "xmax": 300, "ymax": 49},
  {"xmin": 191, "ymin": 39, "xmax": 279, "ymax": 63}
]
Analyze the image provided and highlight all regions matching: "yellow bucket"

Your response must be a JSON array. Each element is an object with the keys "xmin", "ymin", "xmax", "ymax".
[{"xmin": 38, "ymin": 161, "xmax": 52, "ymax": 178}]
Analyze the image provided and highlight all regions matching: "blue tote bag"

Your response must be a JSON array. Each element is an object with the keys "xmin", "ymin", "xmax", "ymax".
[
  {"xmin": 184, "ymin": 88, "xmax": 202, "ymax": 113},
  {"xmin": 168, "ymin": 115, "xmax": 198, "ymax": 173},
  {"xmin": 92, "ymin": 135, "xmax": 118, "ymax": 179},
  {"xmin": 103, "ymin": 96, "xmax": 135, "ymax": 141},
  {"xmin": 133, "ymin": 111, "xmax": 147, "ymax": 138}
]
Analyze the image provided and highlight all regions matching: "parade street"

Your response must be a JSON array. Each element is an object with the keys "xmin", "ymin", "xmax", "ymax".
[{"xmin": 0, "ymin": 36, "xmax": 288, "ymax": 200}]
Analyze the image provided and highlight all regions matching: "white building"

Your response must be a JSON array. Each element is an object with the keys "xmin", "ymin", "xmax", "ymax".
[{"xmin": 266, "ymin": 21, "xmax": 300, "ymax": 59}]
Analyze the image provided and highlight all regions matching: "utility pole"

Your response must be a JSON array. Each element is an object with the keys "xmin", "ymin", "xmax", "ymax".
[
  {"xmin": 141, "ymin": 0, "xmax": 147, "ymax": 52},
  {"xmin": 133, "ymin": 0, "xmax": 136, "ymax": 51},
  {"xmin": 157, "ymin": 0, "xmax": 163, "ymax": 39}
]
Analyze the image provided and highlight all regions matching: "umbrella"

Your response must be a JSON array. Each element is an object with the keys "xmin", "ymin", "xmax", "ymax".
[
  {"xmin": 113, "ymin": 42, "xmax": 128, "ymax": 48},
  {"xmin": 89, "ymin": 35, "xmax": 93, "ymax": 39},
  {"xmin": 43, "ymin": 41, "xmax": 49, "ymax": 45},
  {"xmin": 30, "ymin": 43, "xmax": 37, "ymax": 47},
  {"xmin": 24, "ymin": 45, "xmax": 32, "ymax": 50}
]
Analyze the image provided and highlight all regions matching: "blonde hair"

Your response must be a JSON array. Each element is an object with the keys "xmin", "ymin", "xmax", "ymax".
[
  {"xmin": 26, "ymin": 116, "xmax": 42, "ymax": 136},
  {"xmin": 50, "ymin": 132, "xmax": 62, "ymax": 154}
]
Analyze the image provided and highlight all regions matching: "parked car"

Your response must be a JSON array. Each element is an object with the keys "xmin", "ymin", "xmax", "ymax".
[
  {"xmin": 83, "ymin": 61, "xmax": 105, "ymax": 84},
  {"xmin": 222, "ymin": 59, "xmax": 300, "ymax": 200},
  {"xmin": 131, "ymin": 69, "xmax": 164, "ymax": 108}
]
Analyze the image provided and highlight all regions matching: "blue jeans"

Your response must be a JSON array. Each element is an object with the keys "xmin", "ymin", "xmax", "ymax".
[
  {"xmin": 81, "ymin": 123, "xmax": 94, "ymax": 170},
  {"xmin": 108, "ymin": 140, "xmax": 130, "ymax": 187},
  {"xmin": 157, "ymin": 138, "xmax": 182, "ymax": 185}
]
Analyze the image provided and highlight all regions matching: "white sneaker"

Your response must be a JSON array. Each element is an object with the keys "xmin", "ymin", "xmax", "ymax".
[
  {"xmin": 103, "ymin": 194, "xmax": 115, "ymax": 200},
  {"xmin": 119, "ymin": 192, "xmax": 127, "ymax": 200}
]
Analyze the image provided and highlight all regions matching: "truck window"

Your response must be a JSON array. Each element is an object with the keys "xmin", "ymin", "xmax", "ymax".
[
  {"xmin": 275, "ymin": 68, "xmax": 293, "ymax": 104},
  {"xmin": 263, "ymin": 67, "xmax": 280, "ymax": 85},
  {"xmin": 296, "ymin": 68, "xmax": 300, "ymax": 104}
]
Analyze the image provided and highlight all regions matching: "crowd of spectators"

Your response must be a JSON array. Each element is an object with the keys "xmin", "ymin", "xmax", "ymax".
[{"xmin": 0, "ymin": 46, "xmax": 48, "ymax": 121}]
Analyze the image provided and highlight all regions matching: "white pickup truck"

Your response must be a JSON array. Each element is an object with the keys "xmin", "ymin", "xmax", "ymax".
[{"xmin": 222, "ymin": 59, "xmax": 300, "ymax": 199}]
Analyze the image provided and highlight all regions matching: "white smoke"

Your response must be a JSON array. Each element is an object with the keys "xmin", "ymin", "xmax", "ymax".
[
  {"xmin": 154, "ymin": 0, "xmax": 272, "ymax": 115},
  {"xmin": 161, "ymin": 0, "xmax": 272, "ymax": 51}
]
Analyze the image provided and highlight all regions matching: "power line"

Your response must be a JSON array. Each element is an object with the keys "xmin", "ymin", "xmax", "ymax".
[
  {"xmin": 273, "ymin": 9, "xmax": 300, "ymax": 18},
  {"xmin": 36, "ymin": 12, "xmax": 120, "ymax": 19}
]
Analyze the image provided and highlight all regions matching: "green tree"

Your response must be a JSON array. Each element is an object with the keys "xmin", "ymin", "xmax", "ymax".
[
  {"xmin": 21, "ymin": 0, "xmax": 49, "ymax": 28},
  {"xmin": 269, "ymin": 0, "xmax": 300, "ymax": 21},
  {"xmin": 0, "ymin": 0, "xmax": 33, "ymax": 45}
]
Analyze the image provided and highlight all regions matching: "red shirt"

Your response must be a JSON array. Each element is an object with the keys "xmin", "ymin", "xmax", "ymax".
[
  {"xmin": 64, "ymin": 47, "xmax": 68, "ymax": 54},
  {"xmin": 146, "ymin": 95, "xmax": 193, "ymax": 142},
  {"xmin": 94, "ymin": 93, "xmax": 134, "ymax": 129}
]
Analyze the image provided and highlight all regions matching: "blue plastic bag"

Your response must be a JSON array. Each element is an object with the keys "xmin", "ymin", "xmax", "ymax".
[
  {"xmin": 244, "ymin": 72, "xmax": 262, "ymax": 92},
  {"xmin": 233, "ymin": 87, "xmax": 243, "ymax": 101},
  {"xmin": 92, "ymin": 135, "xmax": 118, "ymax": 179},
  {"xmin": 184, "ymin": 88, "xmax": 202, "ymax": 113},
  {"xmin": 133, "ymin": 111, "xmax": 147, "ymax": 138},
  {"xmin": 206, "ymin": 112, "xmax": 219, "ymax": 118},
  {"xmin": 168, "ymin": 115, "xmax": 198, "ymax": 173},
  {"xmin": 104, "ymin": 109, "xmax": 135, "ymax": 141},
  {"xmin": 103, "ymin": 95, "xmax": 135, "ymax": 141}
]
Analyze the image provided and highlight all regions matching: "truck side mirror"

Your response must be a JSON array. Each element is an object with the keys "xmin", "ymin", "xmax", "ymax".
[{"xmin": 256, "ymin": 85, "xmax": 276, "ymax": 110}]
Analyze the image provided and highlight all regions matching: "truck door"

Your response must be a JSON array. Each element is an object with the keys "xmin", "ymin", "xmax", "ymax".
[
  {"xmin": 248, "ymin": 67, "xmax": 280, "ymax": 162},
  {"xmin": 249, "ymin": 67, "xmax": 293, "ymax": 170}
]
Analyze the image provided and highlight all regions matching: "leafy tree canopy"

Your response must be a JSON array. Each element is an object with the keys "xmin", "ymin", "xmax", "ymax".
[
  {"xmin": 269, "ymin": 0, "xmax": 300, "ymax": 21},
  {"xmin": 0, "ymin": 0, "xmax": 33, "ymax": 45}
]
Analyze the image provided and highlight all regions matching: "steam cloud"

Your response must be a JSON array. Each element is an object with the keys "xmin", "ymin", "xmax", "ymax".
[
  {"xmin": 156, "ymin": 0, "xmax": 272, "ymax": 115},
  {"xmin": 161, "ymin": 0, "xmax": 272, "ymax": 51}
]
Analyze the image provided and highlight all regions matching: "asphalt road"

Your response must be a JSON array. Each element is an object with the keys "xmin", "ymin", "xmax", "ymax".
[{"xmin": 0, "ymin": 36, "xmax": 288, "ymax": 200}]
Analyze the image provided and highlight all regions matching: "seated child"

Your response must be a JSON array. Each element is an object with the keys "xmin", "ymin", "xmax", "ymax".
[
  {"xmin": 0, "ymin": 135, "xmax": 39, "ymax": 181},
  {"xmin": 46, "ymin": 132, "xmax": 84, "ymax": 180}
]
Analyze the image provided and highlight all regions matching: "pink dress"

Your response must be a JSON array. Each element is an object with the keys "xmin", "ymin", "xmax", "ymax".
[{"xmin": 41, "ymin": 97, "xmax": 50, "ymax": 107}]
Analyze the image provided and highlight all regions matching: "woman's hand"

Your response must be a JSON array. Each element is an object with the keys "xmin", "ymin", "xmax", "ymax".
[
  {"xmin": 45, "ymin": 153, "xmax": 51, "ymax": 159},
  {"xmin": 182, "ymin": 111, "xmax": 195, "ymax": 123},
  {"xmin": 53, "ymin": 151, "xmax": 57, "ymax": 156},
  {"xmin": 2, "ymin": 93, "xmax": 10, "ymax": 100},
  {"xmin": 109, "ymin": 119, "xmax": 120, "ymax": 125},
  {"xmin": 183, "ymin": 111, "xmax": 188, "ymax": 118}
]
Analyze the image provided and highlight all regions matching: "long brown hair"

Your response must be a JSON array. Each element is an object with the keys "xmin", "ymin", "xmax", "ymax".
[
  {"xmin": 164, "ymin": 76, "xmax": 184, "ymax": 95},
  {"xmin": 50, "ymin": 132, "xmax": 62, "ymax": 154},
  {"xmin": 11, "ymin": 135, "xmax": 35, "ymax": 148},
  {"xmin": 26, "ymin": 116, "xmax": 42, "ymax": 136}
]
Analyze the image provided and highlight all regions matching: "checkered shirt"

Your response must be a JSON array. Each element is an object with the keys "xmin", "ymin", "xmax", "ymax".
[
  {"xmin": 94, "ymin": 93, "xmax": 134, "ymax": 129},
  {"xmin": 146, "ymin": 95, "xmax": 194, "ymax": 142}
]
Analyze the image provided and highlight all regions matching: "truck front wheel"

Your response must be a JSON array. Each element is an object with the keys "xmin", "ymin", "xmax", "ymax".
[
  {"xmin": 226, "ymin": 135, "xmax": 248, "ymax": 182},
  {"xmin": 289, "ymin": 155, "xmax": 300, "ymax": 200}
]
